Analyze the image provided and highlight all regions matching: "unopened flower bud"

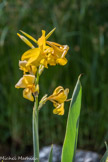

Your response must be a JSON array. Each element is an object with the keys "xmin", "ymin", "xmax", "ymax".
[
  {"xmin": 34, "ymin": 84, "xmax": 39, "ymax": 97},
  {"xmin": 38, "ymin": 94, "xmax": 48, "ymax": 110},
  {"xmin": 39, "ymin": 65, "xmax": 44, "ymax": 75}
]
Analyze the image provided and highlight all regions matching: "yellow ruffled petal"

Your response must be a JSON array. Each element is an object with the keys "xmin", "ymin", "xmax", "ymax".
[
  {"xmin": 21, "ymin": 48, "xmax": 40, "ymax": 61},
  {"xmin": 19, "ymin": 60, "xmax": 27, "ymax": 67},
  {"xmin": 40, "ymin": 59, "xmax": 48, "ymax": 68},
  {"xmin": 47, "ymin": 86, "xmax": 69, "ymax": 104},
  {"xmin": 15, "ymin": 74, "xmax": 35, "ymax": 89},
  {"xmin": 23, "ymin": 75, "xmax": 35, "ymax": 85},
  {"xmin": 56, "ymin": 58, "xmax": 68, "ymax": 65},
  {"xmin": 19, "ymin": 60, "xmax": 30, "ymax": 73},
  {"xmin": 47, "ymin": 54, "xmax": 56, "ymax": 66},
  {"xmin": 15, "ymin": 76, "xmax": 28, "ymax": 88},
  {"xmin": 46, "ymin": 41, "xmax": 63, "ymax": 54},
  {"xmin": 47, "ymin": 42, "xmax": 69, "ymax": 56},
  {"xmin": 51, "ymin": 93, "xmax": 67, "ymax": 103},
  {"xmin": 23, "ymin": 88, "xmax": 34, "ymax": 101},
  {"xmin": 19, "ymin": 60, "xmax": 37, "ymax": 75},
  {"xmin": 48, "ymin": 60, "xmax": 56, "ymax": 66},
  {"xmin": 53, "ymin": 103, "xmax": 64, "ymax": 115},
  {"xmin": 31, "ymin": 66, "xmax": 37, "ymax": 75},
  {"xmin": 64, "ymin": 88, "xmax": 69, "ymax": 97},
  {"xmin": 26, "ymin": 54, "xmax": 41, "ymax": 67},
  {"xmin": 53, "ymin": 86, "xmax": 64, "ymax": 95}
]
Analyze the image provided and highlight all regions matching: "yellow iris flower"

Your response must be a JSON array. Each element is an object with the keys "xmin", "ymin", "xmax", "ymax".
[
  {"xmin": 15, "ymin": 75, "xmax": 37, "ymax": 101},
  {"xmin": 16, "ymin": 28, "xmax": 70, "ymax": 115},
  {"xmin": 21, "ymin": 30, "xmax": 53, "ymax": 68},
  {"xmin": 47, "ymin": 86, "xmax": 69, "ymax": 115},
  {"xmin": 19, "ymin": 60, "xmax": 37, "ymax": 75},
  {"xmin": 17, "ymin": 28, "xmax": 69, "ymax": 69},
  {"xmin": 46, "ymin": 41, "xmax": 69, "ymax": 66}
]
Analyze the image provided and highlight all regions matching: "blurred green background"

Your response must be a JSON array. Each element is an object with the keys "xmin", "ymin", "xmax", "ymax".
[{"xmin": 0, "ymin": 0, "xmax": 108, "ymax": 155}]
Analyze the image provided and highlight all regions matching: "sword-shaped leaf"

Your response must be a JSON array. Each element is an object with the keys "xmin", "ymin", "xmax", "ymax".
[
  {"xmin": 48, "ymin": 144, "xmax": 53, "ymax": 162},
  {"xmin": 61, "ymin": 75, "xmax": 82, "ymax": 162},
  {"xmin": 100, "ymin": 143, "xmax": 108, "ymax": 162}
]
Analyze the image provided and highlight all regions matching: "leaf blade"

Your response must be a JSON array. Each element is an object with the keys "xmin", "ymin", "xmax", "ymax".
[
  {"xmin": 100, "ymin": 143, "xmax": 108, "ymax": 162},
  {"xmin": 48, "ymin": 144, "xmax": 53, "ymax": 162},
  {"xmin": 61, "ymin": 76, "xmax": 82, "ymax": 162}
]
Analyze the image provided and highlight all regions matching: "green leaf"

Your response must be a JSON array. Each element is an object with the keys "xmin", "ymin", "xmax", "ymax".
[
  {"xmin": 61, "ymin": 75, "xmax": 82, "ymax": 162},
  {"xmin": 100, "ymin": 143, "xmax": 108, "ymax": 162},
  {"xmin": 48, "ymin": 144, "xmax": 53, "ymax": 162}
]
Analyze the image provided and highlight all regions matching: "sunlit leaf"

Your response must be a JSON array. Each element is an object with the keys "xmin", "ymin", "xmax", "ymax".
[{"xmin": 61, "ymin": 75, "xmax": 82, "ymax": 162}]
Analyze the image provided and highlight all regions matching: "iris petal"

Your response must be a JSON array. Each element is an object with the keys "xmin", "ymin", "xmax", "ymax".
[
  {"xmin": 23, "ymin": 88, "xmax": 34, "ymax": 101},
  {"xmin": 53, "ymin": 103, "xmax": 64, "ymax": 115},
  {"xmin": 15, "ymin": 77, "xmax": 28, "ymax": 88},
  {"xmin": 56, "ymin": 58, "xmax": 68, "ymax": 65},
  {"xmin": 21, "ymin": 48, "xmax": 40, "ymax": 61}
]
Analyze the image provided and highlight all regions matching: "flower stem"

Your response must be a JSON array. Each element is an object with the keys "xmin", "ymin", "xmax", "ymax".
[{"xmin": 33, "ymin": 69, "xmax": 39, "ymax": 162}]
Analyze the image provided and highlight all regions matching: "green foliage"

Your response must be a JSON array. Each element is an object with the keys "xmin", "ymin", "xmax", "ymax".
[
  {"xmin": 100, "ymin": 143, "xmax": 108, "ymax": 162},
  {"xmin": 48, "ymin": 145, "xmax": 53, "ymax": 162},
  {"xmin": 61, "ymin": 76, "xmax": 82, "ymax": 162},
  {"xmin": 0, "ymin": 0, "xmax": 108, "ymax": 154}
]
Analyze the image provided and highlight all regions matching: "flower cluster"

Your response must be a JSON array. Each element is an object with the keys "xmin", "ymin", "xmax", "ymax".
[{"xmin": 15, "ymin": 28, "xmax": 70, "ymax": 115}]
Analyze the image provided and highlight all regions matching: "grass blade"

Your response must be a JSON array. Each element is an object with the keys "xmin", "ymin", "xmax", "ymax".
[
  {"xmin": 61, "ymin": 75, "xmax": 82, "ymax": 162},
  {"xmin": 100, "ymin": 143, "xmax": 108, "ymax": 162},
  {"xmin": 48, "ymin": 144, "xmax": 53, "ymax": 162}
]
